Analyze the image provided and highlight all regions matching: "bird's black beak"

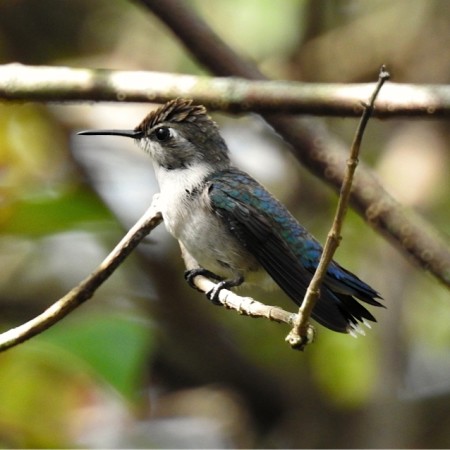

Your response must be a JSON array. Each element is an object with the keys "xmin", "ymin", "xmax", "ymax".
[{"xmin": 77, "ymin": 129, "xmax": 144, "ymax": 139}]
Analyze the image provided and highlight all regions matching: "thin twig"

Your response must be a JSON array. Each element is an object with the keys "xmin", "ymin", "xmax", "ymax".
[
  {"xmin": 285, "ymin": 67, "xmax": 391, "ymax": 350},
  {"xmin": 0, "ymin": 198, "xmax": 163, "ymax": 352},
  {"xmin": 0, "ymin": 63, "xmax": 449, "ymax": 117},
  {"xmin": 180, "ymin": 243, "xmax": 296, "ymax": 325}
]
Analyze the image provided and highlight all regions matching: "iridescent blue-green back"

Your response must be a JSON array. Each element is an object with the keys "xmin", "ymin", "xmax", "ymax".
[{"xmin": 207, "ymin": 168, "xmax": 382, "ymax": 333}]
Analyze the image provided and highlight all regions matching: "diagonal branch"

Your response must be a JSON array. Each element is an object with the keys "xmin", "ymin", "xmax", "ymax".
[
  {"xmin": 286, "ymin": 67, "xmax": 390, "ymax": 350},
  {"xmin": 0, "ymin": 198, "xmax": 163, "ymax": 352}
]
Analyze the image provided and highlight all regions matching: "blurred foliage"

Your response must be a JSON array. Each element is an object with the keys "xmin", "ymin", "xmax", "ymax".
[
  {"xmin": 0, "ymin": 343, "xmax": 82, "ymax": 448},
  {"xmin": 309, "ymin": 331, "xmax": 378, "ymax": 407},
  {"xmin": 42, "ymin": 312, "xmax": 155, "ymax": 402},
  {"xmin": 0, "ymin": 103, "xmax": 114, "ymax": 236},
  {"xmin": 0, "ymin": 313, "xmax": 154, "ymax": 448},
  {"xmin": 0, "ymin": 104, "xmax": 67, "ymax": 210},
  {"xmin": 0, "ymin": 0, "xmax": 449, "ymax": 448},
  {"xmin": 1, "ymin": 187, "xmax": 113, "ymax": 236}
]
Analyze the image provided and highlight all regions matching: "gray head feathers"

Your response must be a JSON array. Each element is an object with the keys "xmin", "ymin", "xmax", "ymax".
[
  {"xmin": 135, "ymin": 98, "xmax": 219, "ymax": 135},
  {"xmin": 135, "ymin": 98, "xmax": 230, "ymax": 170}
]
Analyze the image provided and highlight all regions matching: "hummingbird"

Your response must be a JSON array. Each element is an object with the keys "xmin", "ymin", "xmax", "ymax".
[{"xmin": 79, "ymin": 98, "xmax": 382, "ymax": 334}]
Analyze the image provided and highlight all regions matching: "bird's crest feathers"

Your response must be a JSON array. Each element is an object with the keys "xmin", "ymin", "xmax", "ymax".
[{"xmin": 136, "ymin": 98, "xmax": 216, "ymax": 133}]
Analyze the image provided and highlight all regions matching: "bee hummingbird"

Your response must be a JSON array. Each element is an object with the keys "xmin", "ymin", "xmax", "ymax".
[{"xmin": 79, "ymin": 98, "xmax": 382, "ymax": 334}]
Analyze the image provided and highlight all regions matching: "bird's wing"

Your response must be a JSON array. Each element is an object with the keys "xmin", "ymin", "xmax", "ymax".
[{"xmin": 206, "ymin": 169, "xmax": 365, "ymax": 332}]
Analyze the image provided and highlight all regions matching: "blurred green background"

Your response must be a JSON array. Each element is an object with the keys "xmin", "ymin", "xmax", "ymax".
[{"xmin": 0, "ymin": 0, "xmax": 449, "ymax": 448}]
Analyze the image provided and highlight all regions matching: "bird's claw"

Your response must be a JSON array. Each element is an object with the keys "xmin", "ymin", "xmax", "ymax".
[
  {"xmin": 184, "ymin": 268, "xmax": 223, "ymax": 292},
  {"xmin": 185, "ymin": 270, "xmax": 244, "ymax": 307},
  {"xmin": 206, "ymin": 281, "xmax": 228, "ymax": 306},
  {"xmin": 206, "ymin": 275, "xmax": 244, "ymax": 306}
]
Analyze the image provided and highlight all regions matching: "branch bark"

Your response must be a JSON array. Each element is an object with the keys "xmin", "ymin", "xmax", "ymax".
[
  {"xmin": 180, "ymin": 242, "xmax": 296, "ymax": 326},
  {"xmin": 286, "ymin": 67, "xmax": 390, "ymax": 350},
  {"xmin": 0, "ymin": 198, "xmax": 163, "ymax": 352},
  {"xmin": 0, "ymin": 63, "xmax": 450, "ymax": 117}
]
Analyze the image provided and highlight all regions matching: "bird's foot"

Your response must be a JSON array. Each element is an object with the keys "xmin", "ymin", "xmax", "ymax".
[
  {"xmin": 184, "ymin": 268, "xmax": 223, "ymax": 292},
  {"xmin": 206, "ymin": 275, "xmax": 244, "ymax": 306},
  {"xmin": 184, "ymin": 270, "xmax": 244, "ymax": 306}
]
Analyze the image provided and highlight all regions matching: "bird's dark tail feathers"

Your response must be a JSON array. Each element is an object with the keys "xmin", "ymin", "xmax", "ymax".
[{"xmin": 311, "ymin": 265, "xmax": 383, "ymax": 334}]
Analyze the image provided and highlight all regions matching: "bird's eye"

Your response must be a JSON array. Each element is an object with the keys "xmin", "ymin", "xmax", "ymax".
[{"xmin": 154, "ymin": 127, "xmax": 171, "ymax": 142}]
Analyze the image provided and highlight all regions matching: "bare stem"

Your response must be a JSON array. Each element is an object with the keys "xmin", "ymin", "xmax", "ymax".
[
  {"xmin": 0, "ymin": 198, "xmax": 163, "ymax": 352},
  {"xmin": 0, "ymin": 63, "xmax": 449, "ymax": 117},
  {"xmin": 286, "ymin": 67, "xmax": 390, "ymax": 351},
  {"xmin": 180, "ymin": 243, "xmax": 296, "ymax": 326}
]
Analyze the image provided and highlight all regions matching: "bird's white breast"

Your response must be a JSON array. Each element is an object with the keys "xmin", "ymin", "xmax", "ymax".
[
  {"xmin": 154, "ymin": 162, "xmax": 212, "ymax": 238},
  {"xmin": 154, "ymin": 163, "xmax": 259, "ymax": 278}
]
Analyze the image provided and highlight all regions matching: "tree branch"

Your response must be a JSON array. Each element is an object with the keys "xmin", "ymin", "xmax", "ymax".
[
  {"xmin": 0, "ymin": 63, "xmax": 449, "ymax": 117},
  {"xmin": 286, "ymin": 67, "xmax": 390, "ymax": 350},
  {"xmin": 0, "ymin": 197, "xmax": 163, "ymax": 352},
  {"xmin": 180, "ymin": 243, "xmax": 296, "ymax": 326}
]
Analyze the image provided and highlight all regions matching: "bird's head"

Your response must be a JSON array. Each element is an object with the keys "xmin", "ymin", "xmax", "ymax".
[{"xmin": 78, "ymin": 98, "xmax": 231, "ymax": 171}]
